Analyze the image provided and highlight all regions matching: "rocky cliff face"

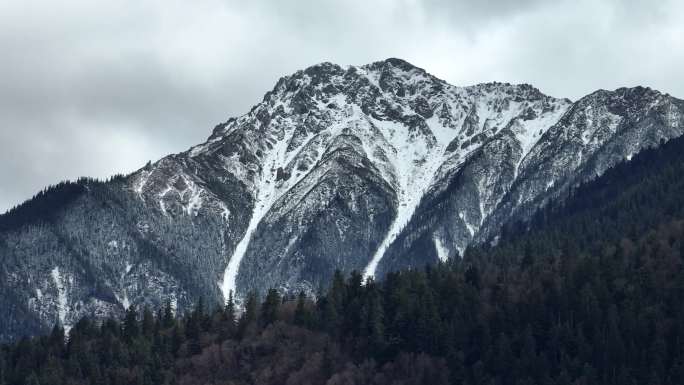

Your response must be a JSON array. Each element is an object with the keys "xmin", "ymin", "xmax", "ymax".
[
  {"xmin": 1, "ymin": 59, "xmax": 682, "ymax": 341},
  {"xmin": 379, "ymin": 86, "xmax": 684, "ymax": 275}
]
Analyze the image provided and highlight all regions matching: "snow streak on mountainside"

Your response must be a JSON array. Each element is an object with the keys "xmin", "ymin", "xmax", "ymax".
[
  {"xmin": 0, "ymin": 58, "xmax": 683, "ymax": 341},
  {"xmin": 182, "ymin": 59, "xmax": 574, "ymax": 297}
]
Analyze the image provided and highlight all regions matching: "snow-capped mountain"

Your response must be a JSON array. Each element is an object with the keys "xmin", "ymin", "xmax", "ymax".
[{"xmin": 0, "ymin": 58, "xmax": 682, "ymax": 340}]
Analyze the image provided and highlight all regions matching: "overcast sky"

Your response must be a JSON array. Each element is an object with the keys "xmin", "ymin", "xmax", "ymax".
[{"xmin": 1, "ymin": 0, "xmax": 682, "ymax": 213}]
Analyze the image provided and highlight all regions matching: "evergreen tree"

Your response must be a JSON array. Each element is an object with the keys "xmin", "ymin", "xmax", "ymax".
[
  {"xmin": 330, "ymin": 269, "xmax": 347, "ymax": 312},
  {"xmin": 123, "ymin": 307, "xmax": 139, "ymax": 341},
  {"xmin": 219, "ymin": 291, "xmax": 237, "ymax": 340},
  {"xmin": 238, "ymin": 291, "xmax": 259, "ymax": 337},
  {"xmin": 3, "ymin": 169, "xmax": 684, "ymax": 385},
  {"xmin": 48, "ymin": 323, "xmax": 65, "ymax": 356},
  {"xmin": 260, "ymin": 288, "xmax": 281, "ymax": 327},
  {"xmin": 170, "ymin": 324, "xmax": 185, "ymax": 357},
  {"xmin": 162, "ymin": 298, "xmax": 175, "ymax": 329},
  {"xmin": 294, "ymin": 291, "xmax": 312, "ymax": 328},
  {"xmin": 361, "ymin": 283, "xmax": 385, "ymax": 358},
  {"xmin": 142, "ymin": 306, "xmax": 155, "ymax": 337}
]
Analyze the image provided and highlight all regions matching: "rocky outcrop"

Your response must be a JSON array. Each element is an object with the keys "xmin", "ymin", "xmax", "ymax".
[{"xmin": 1, "ymin": 59, "xmax": 682, "ymax": 341}]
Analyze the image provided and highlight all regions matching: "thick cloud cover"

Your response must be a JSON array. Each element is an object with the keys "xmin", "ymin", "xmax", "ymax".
[{"xmin": 1, "ymin": 0, "xmax": 682, "ymax": 212}]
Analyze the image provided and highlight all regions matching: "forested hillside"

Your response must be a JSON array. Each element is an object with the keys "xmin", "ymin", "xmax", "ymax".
[
  {"xmin": 1, "ymin": 59, "xmax": 682, "ymax": 340},
  {"xmin": 2, "ymin": 216, "xmax": 683, "ymax": 385},
  {"xmin": 2, "ymin": 132, "xmax": 684, "ymax": 385},
  {"xmin": 497, "ymin": 133, "xmax": 684, "ymax": 257}
]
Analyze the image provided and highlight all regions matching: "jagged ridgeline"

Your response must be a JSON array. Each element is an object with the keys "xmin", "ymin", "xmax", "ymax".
[{"xmin": 0, "ymin": 58, "xmax": 683, "ymax": 340}]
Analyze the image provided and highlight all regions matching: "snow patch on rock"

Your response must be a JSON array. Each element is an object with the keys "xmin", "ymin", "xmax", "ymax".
[
  {"xmin": 433, "ymin": 235, "xmax": 449, "ymax": 262},
  {"xmin": 51, "ymin": 267, "xmax": 70, "ymax": 332}
]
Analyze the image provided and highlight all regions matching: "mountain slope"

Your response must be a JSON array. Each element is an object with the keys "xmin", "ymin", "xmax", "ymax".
[
  {"xmin": 6, "ymin": 132, "xmax": 684, "ymax": 384},
  {"xmin": 0, "ymin": 58, "xmax": 682, "ymax": 340},
  {"xmin": 377, "ymin": 85, "xmax": 684, "ymax": 276},
  {"xmin": 492, "ymin": 130, "xmax": 684, "ymax": 255}
]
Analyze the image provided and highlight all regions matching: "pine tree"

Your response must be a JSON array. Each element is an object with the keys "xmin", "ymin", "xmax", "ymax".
[
  {"xmin": 260, "ymin": 288, "xmax": 281, "ymax": 327},
  {"xmin": 238, "ymin": 291, "xmax": 259, "ymax": 337},
  {"xmin": 194, "ymin": 296, "xmax": 211, "ymax": 332},
  {"xmin": 330, "ymin": 269, "xmax": 347, "ymax": 312},
  {"xmin": 320, "ymin": 296, "xmax": 340, "ymax": 337},
  {"xmin": 0, "ymin": 348, "xmax": 5, "ymax": 385},
  {"xmin": 185, "ymin": 306, "xmax": 202, "ymax": 355},
  {"xmin": 48, "ymin": 323, "xmax": 65, "ymax": 357},
  {"xmin": 606, "ymin": 305, "xmax": 626, "ymax": 378},
  {"xmin": 465, "ymin": 265, "xmax": 481, "ymax": 289},
  {"xmin": 162, "ymin": 298, "xmax": 175, "ymax": 329},
  {"xmin": 346, "ymin": 270, "xmax": 363, "ymax": 299},
  {"xmin": 294, "ymin": 291, "xmax": 312, "ymax": 328},
  {"xmin": 361, "ymin": 283, "xmax": 385, "ymax": 359},
  {"xmin": 142, "ymin": 306, "xmax": 155, "ymax": 337},
  {"xmin": 219, "ymin": 291, "xmax": 237, "ymax": 340},
  {"xmin": 123, "ymin": 306, "xmax": 139, "ymax": 342},
  {"xmin": 171, "ymin": 324, "xmax": 185, "ymax": 357}
]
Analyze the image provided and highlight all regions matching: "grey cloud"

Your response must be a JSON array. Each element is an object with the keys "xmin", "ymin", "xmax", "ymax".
[
  {"xmin": 421, "ymin": 0, "xmax": 549, "ymax": 25},
  {"xmin": 0, "ymin": 0, "xmax": 682, "ymax": 212}
]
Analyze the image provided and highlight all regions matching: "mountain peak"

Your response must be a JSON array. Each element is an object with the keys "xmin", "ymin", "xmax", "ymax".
[
  {"xmin": 2, "ymin": 59, "xmax": 683, "ymax": 341},
  {"xmin": 586, "ymin": 86, "xmax": 663, "ymax": 101},
  {"xmin": 365, "ymin": 57, "xmax": 425, "ymax": 72}
]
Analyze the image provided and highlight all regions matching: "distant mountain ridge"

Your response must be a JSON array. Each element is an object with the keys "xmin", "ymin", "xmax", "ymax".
[{"xmin": 0, "ymin": 58, "xmax": 682, "ymax": 341}]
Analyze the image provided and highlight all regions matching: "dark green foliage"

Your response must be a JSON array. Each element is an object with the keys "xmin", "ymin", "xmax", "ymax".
[
  {"xmin": 294, "ymin": 291, "xmax": 314, "ymax": 328},
  {"xmin": 0, "ymin": 176, "xmax": 126, "ymax": 231},
  {"xmin": 162, "ymin": 299, "xmax": 175, "ymax": 329},
  {"xmin": 122, "ymin": 307, "xmax": 139, "ymax": 342},
  {"xmin": 260, "ymin": 288, "xmax": 281, "ymax": 327},
  {"xmin": 501, "ymin": 133, "xmax": 684, "ymax": 255},
  {"xmin": 3, "ymin": 135, "xmax": 684, "ymax": 384},
  {"xmin": 0, "ymin": 180, "xmax": 90, "ymax": 231},
  {"xmin": 141, "ymin": 306, "xmax": 154, "ymax": 338},
  {"xmin": 218, "ymin": 291, "xmax": 237, "ymax": 341},
  {"xmin": 2, "ymin": 212, "xmax": 684, "ymax": 385},
  {"xmin": 237, "ymin": 291, "xmax": 258, "ymax": 338}
]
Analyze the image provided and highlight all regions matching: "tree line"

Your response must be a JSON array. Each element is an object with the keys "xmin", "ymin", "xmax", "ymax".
[
  {"xmin": 3, "ymin": 120, "xmax": 684, "ymax": 385},
  {"xmin": 2, "ymin": 208, "xmax": 684, "ymax": 385}
]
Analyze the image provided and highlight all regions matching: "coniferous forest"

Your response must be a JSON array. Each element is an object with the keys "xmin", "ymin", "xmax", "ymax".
[
  {"xmin": 1, "ymin": 222, "xmax": 683, "ymax": 385},
  {"xmin": 3, "ymin": 138, "xmax": 684, "ymax": 384},
  {"xmin": 3, "ymin": 0, "xmax": 684, "ymax": 383},
  {"xmin": 1, "ymin": 234, "xmax": 684, "ymax": 385}
]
